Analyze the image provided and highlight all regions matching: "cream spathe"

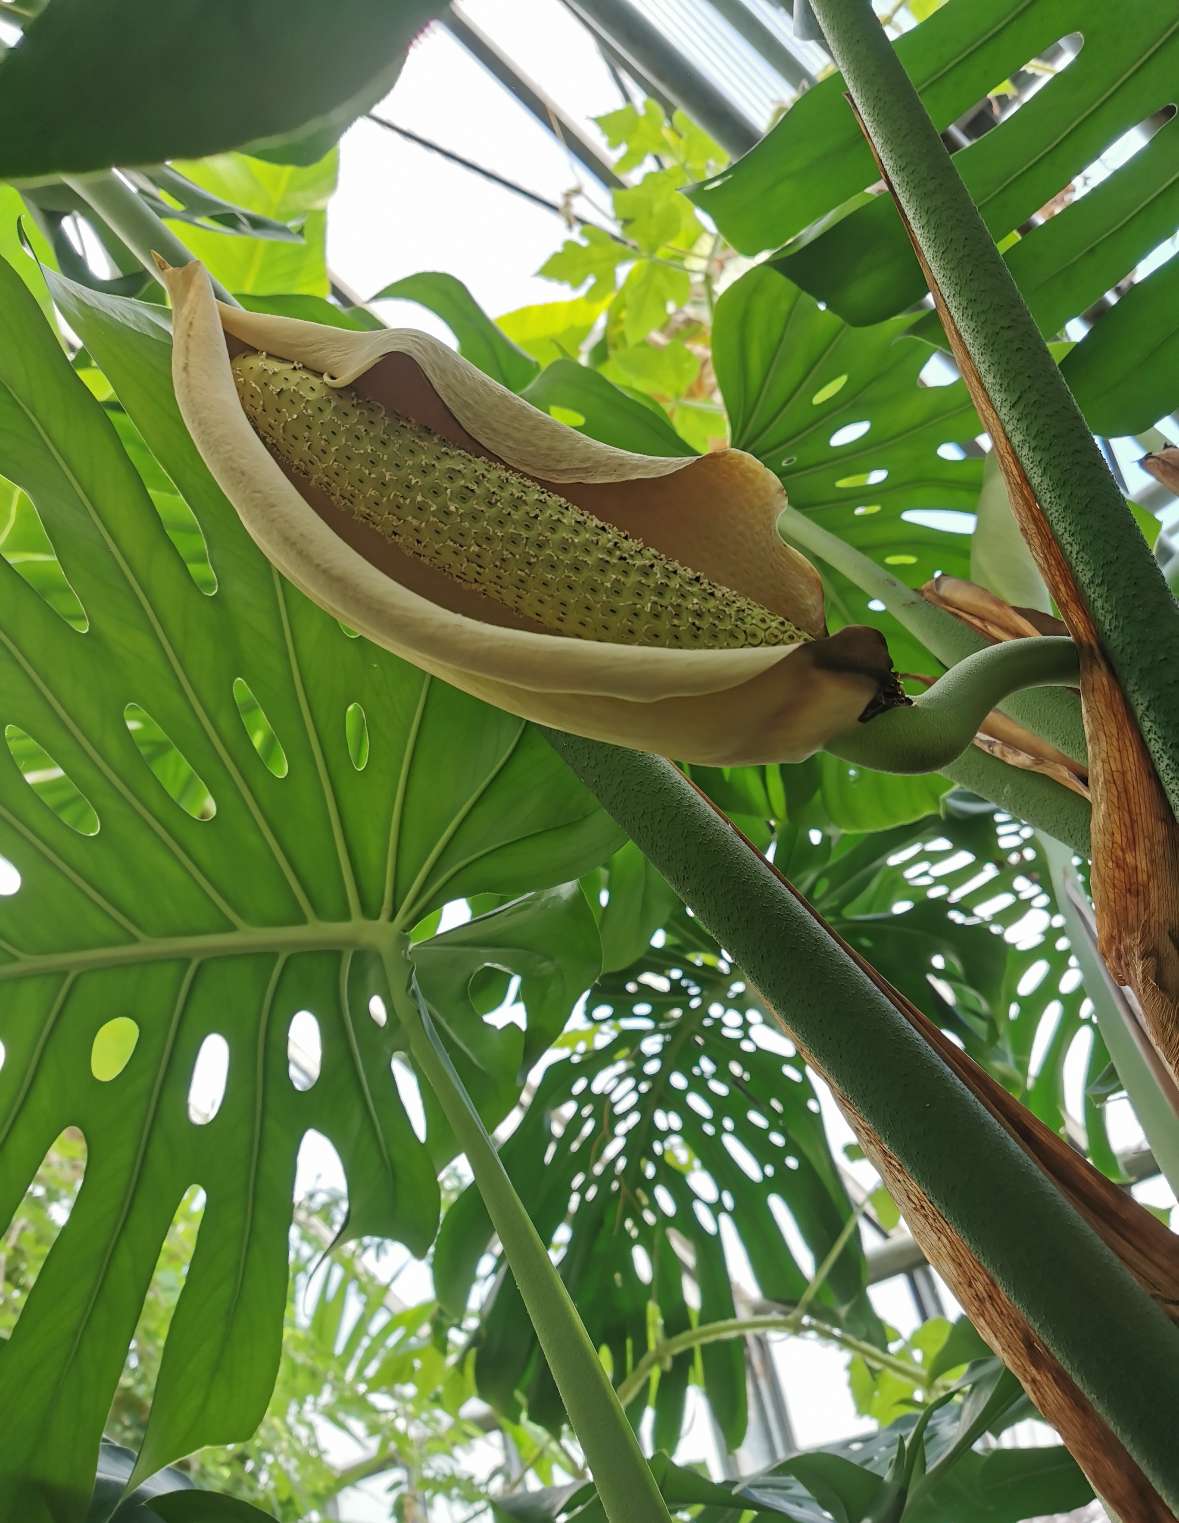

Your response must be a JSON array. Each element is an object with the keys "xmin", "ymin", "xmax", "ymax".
[{"xmin": 162, "ymin": 258, "xmax": 894, "ymax": 765}]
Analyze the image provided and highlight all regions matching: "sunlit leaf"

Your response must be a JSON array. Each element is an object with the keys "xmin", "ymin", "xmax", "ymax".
[{"xmin": 0, "ymin": 254, "xmax": 620, "ymax": 1517}]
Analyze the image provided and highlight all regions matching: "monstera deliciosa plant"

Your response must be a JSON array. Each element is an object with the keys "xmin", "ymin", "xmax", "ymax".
[{"xmin": 1, "ymin": 0, "xmax": 1178, "ymax": 1520}]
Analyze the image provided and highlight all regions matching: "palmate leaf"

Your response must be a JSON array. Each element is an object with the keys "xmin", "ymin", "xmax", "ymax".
[
  {"xmin": 692, "ymin": 0, "xmax": 1179, "ymax": 434},
  {"xmin": 711, "ymin": 263, "xmax": 979, "ymax": 680},
  {"xmin": 0, "ymin": 253, "xmax": 618, "ymax": 1518},
  {"xmin": 435, "ymin": 859, "xmax": 882, "ymax": 1454},
  {"xmin": 441, "ymin": 788, "xmax": 1101, "ymax": 1456},
  {"xmin": 778, "ymin": 793, "xmax": 1099, "ymax": 1151}
]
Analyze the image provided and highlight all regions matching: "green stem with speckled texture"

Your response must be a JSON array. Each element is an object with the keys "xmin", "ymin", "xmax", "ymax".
[
  {"xmin": 542, "ymin": 728, "xmax": 1179, "ymax": 1506},
  {"xmin": 828, "ymin": 635, "xmax": 1079, "ymax": 773},
  {"xmin": 806, "ymin": 0, "xmax": 1179, "ymax": 821},
  {"xmin": 383, "ymin": 941, "xmax": 675, "ymax": 1523},
  {"xmin": 778, "ymin": 503, "xmax": 1087, "ymax": 766}
]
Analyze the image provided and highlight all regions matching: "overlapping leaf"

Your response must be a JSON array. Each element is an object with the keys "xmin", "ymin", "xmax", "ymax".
[
  {"xmin": 435, "ymin": 854, "xmax": 881, "ymax": 1454},
  {"xmin": 0, "ymin": 253, "xmax": 618, "ymax": 1518},
  {"xmin": 778, "ymin": 794, "xmax": 1103, "ymax": 1153},
  {"xmin": 492, "ymin": 1365, "xmax": 1090, "ymax": 1523},
  {"xmin": 692, "ymin": 0, "xmax": 1179, "ymax": 433},
  {"xmin": 712, "ymin": 263, "xmax": 980, "ymax": 679},
  {"xmin": 0, "ymin": 0, "xmax": 444, "ymax": 177}
]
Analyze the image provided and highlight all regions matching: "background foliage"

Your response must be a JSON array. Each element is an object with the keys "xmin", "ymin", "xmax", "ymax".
[{"xmin": 0, "ymin": 0, "xmax": 1175, "ymax": 1518}]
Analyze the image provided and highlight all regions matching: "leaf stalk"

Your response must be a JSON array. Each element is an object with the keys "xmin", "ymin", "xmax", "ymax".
[
  {"xmin": 542, "ymin": 728, "xmax": 1179, "ymax": 1505},
  {"xmin": 805, "ymin": 0, "xmax": 1179, "ymax": 821},
  {"xmin": 383, "ymin": 938, "xmax": 676, "ymax": 1523}
]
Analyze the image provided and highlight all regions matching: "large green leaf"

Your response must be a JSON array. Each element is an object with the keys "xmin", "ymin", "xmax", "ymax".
[
  {"xmin": 782, "ymin": 795, "xmax": 1098, "ymax": 1147},
  {"xmin": 0, "ymin": 1, "xmax": 443, "ymax": 178},
  {"xmin": 435, "ymin": 893, "xmax": 880, "ymax": 1453},
  {"xmin": 692, "ymin": 0, "xmax": 1179, "ymax": 432},
  {"xmin": 161, "ymin": 151, "xmax": 339, "ymax": 298},
  {"xmin": 0, "ymin": 254, "xmax": 620, "ymax": 1517},
  {"xmin": 522, "ymin": 360, "xmax": 695, "ymax": 457},
  {"xmin": 711, "ymin": 264, "xmax": 979, "ymax": 680}
]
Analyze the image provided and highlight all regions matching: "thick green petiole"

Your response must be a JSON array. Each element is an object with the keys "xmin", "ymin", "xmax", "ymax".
[
  {"xmin": 778, "ymin": 503, "xmax": 1087, "ymax": 766},
  {"xmin": 383, "ymin": 940, "xmax": 675, "ymax": 1523},
  {"xmin": 63, "ymin": 169, "xmax": 235, "ymax": 303},
  {"xmin": 542, "ymin": 728, "xmax": 1179, "ymax": 1506},
  {"xmin": 806, "ymin": 0, "xmax": 1179, "ymax": 820},
  {"xmin": 827, "ymin": 635, "xmax": 1080, "ymax": 774}
]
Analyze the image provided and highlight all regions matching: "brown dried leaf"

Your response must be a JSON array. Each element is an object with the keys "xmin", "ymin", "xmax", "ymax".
[
  {"xmin": 848, "ymin": 110, "xmax": 1179, "ymax": 1095},
  {"xmin": 1142, "ymin": 447, "xmax": 1179, "ymax": 495},
  {"xmin": 921, "ymin": 572, "xmax": 1067, "ymax": 642},
  {"xmin": 973, "ymin": 711, "xmax": 1089, "ymax": 798}
]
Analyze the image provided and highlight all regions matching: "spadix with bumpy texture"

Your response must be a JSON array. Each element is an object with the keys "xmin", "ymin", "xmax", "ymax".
[
  {"xmin": 232, "ymin": 352, "xmax": 807, "ymax": 652},
  {"xmin": 164, "ymin": 259, "xmax": 896, "ymax": 767}
]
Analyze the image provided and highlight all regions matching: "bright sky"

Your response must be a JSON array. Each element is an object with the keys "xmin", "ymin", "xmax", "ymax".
[{"xmin": 328, "ymin": 1, "xmax": 626, "ymax": 335}]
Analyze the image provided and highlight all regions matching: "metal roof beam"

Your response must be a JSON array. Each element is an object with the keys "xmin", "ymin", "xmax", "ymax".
[
  {"xmin": 703, "ymin": 0, "xmax": 813, "ymax": 91},
  {"xmin": 563, "ymin": 0, "xmax": 762, "ymax": 157},
  {"xmin": 441, "ymin": 9, "xmax": 625, "ymax": 189}
]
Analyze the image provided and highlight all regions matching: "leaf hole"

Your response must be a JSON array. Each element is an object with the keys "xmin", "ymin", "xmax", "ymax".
[
  {"xmin": 188, "ymin": 1032, "xmax": 229, "ymax": 1124},
  {"xmin": 91, "ymin": 1016, "xmax": 140, "ymax": 1081},
  {"xmin": 152, "ymin": 490, "xmax": 218, "ymax": 595},
  {"xmin": 0, "ymin": 474, "xmax": 89, "ymax": 631},
  {"xmin": 232, "ymin": 678, "xmax": 289, "ymax": 778},
  {"xmin": 369, "ymin": 994, "xmax": 388, "ymax": 1028},
  {"xmin": 391, "ymin": 1056, "xmax": 427, "ymax": 1144},
  {"xmin": 828, "ymin": 419, "xmax": 870, "ymax": 447},
  {"xmin": 111, "ymin": 413, "xmax": 219, "ymax": 595},
  {"xmin": 947, "ymin": 32, "xmax": 1082, "ymax": 150},
  {"xmin": 902, "ymin": 508, "xmax": 975, "ymax": 533},
  {"xmin": 5, "ymin": 724, "xmax": 100, "ymax": 835},
  {"xmin": 811, "ymin": 374, "xmax": 849, "ymax": 406},
  {"xmin": 288, "ymin": 1009, "xmax": 322, "ymax": 1091},
  {"xmin": 294, "ymin": 1131, "xmax": 349, "ymax": 1236},
  {"xmin": 1, "ymin": 1129, "xmax": 87, "ymax": 1340},
  {"xmin": 0, "ymin": 853, "xmax": 21, "ymax": 896},
  {"xmin": 114, "ymin": 1183, "xmax": 207, "ymax": 1411},
  {"xmin": 345, "ymin": 701, "xmax": 370, "ymax": 771},
  {"xmin": 124, "ymin": 703, "xmax": 216, "ymax": 820}
]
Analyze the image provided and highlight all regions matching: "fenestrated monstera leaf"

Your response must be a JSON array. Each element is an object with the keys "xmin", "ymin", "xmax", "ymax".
[
  {"xmin": 0, "ymin": 253, "xmax": 618, "ymax": 1519},
  {"xmin": 433, "ymin": 779, "xmax": 1099, "ymax": 1457},
  {"xmin": 712, "ymin": 264, "xmax": 980, "ymax": 678},
  {"xmin": 692, "ymin": 0, "xmax": 1179, "ymax": 434},
  {"xmin": 776, "ymin": 788, "xmax": 1105, "ymax": 1163},
  {"xmin": 434, "ymin": 869, "xmax": 883, "ymax": 1454}
]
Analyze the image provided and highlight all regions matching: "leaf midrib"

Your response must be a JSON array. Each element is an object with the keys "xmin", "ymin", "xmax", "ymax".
[{"xmin": 0, "ymin": 920, "xmax": 391, "ymax": 982}]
